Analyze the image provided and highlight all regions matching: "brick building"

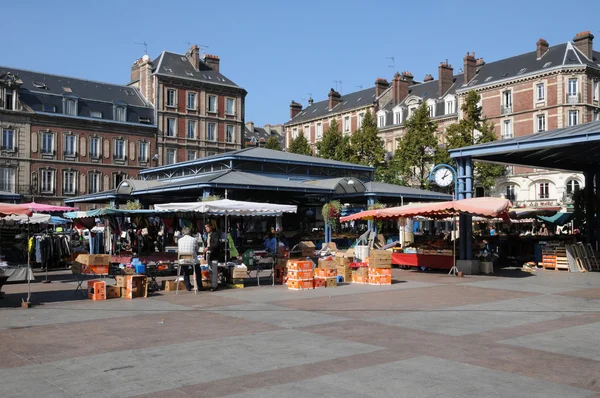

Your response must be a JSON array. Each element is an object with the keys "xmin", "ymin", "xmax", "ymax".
[
  {"xmin": 244, "ymin": 121, "xmax": 284, "ymax": 148},
  {"xmin": 129, "ymin": 46, "xmax": 247, "ymax": 165},
  {"xmin": 0, "ymin": 66, "xmax": 155, "ymax": 206}
]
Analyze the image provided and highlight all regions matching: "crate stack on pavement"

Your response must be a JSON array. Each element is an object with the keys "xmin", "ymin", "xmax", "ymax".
[
  {"xmin": 287, "ymin": 260, "xmax": 314, "ymax": 290},
  {"xmin": 335, "ymin": 249, "xmax": 354, "ymax": 283},
  {"xmin": 314, "ymin": 257, "xmax": 337, "ymax": 288},
  {"xmin": 367, "ymin": 250, "xmax": 393, "ymax": 285}
]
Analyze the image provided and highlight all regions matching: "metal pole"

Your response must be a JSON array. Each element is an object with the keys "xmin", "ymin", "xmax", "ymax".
[{"xmin": 26, "ymin": 220, "xmax": 31, "ymax": 304}]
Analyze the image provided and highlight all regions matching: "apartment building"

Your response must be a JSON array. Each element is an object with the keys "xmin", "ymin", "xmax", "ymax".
[{"xmin": 244, "ymin": 121, "xmax": 284, "ymax": 148}]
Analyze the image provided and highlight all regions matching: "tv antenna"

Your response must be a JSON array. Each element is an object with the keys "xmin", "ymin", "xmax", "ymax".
[
  {"xmin": 334, "ymin": 80, "xmax": 343, "ymax": 94},
  {"xmin": 386, "ymin": 56, "xmax": 395, "ymax": 70},
  {"xmin": 356, "ymin": 85, "xmax": 363, "ymax": 89},
  {"xmin": 135, "ymin": 41, "xmax": 148, "ymax": 55}
]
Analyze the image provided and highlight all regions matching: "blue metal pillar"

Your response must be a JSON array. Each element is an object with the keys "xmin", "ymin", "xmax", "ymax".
[
  {"xmin": 457, "ymin": 159, "xmax": 466, "ymax": 260},
  {"xmin": 324, "ymin": 222, "xmax": 330, "ymax": 244},
  {"xmin": 464, "ymin": 157, "xmax": 473, "ymax": 260},
  {"xmin": 367, "ymin": 197, "xmax": 375, "ymax": 232}
]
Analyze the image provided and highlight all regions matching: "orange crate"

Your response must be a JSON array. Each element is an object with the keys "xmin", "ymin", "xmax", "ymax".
[
  {"xmin": 313, "ymin": 278, "xmax": 326, "ymax": 288},
  {"xmin": 87, "ymin": 280, "xmax": 106, "ymax": 300},
  {"xmin": 352, "ymin": 274, "xmax": 368, "ymax": 284},
  {"xmin": 368, "ymin": 267, "xmax": 392, "ymax": 276},
  {"xmin": 287, "ymin": 279, "xmax": 314, "ymax": 290},
  {"xmin": 287, "ymin": 260, "xmax": 313, "ymax": 271},
  {"xmin": 314, "ymin": 268, "xmax": 337, "ymax": 278},
  {"xmin": 368, "ymin": 275, "xmax": 392, "ymax": 285},
  {"xmin": 124, "ymin": 275, "xmax": 148, "ymax": 299},
  {"xmin": 288, "ymin": 269, "xmax": 313, "ymax": 280}
]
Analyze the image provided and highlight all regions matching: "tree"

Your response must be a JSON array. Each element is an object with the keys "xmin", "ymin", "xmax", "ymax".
[
  {"xmin": 288, "ymin": 131, "xmax": 312, "ymax": 155},
  {"xmin": 349, "ymin": 111, "xmax": 385, "ymax": 167},
  {"xmin": 444, "ymin": 90, "xmax": 505, "ymax": 192},
  {"xmin": 336, "ymin": 135, "xmax": 354, "ymax": 162},
  {"xmin": 316, "ymin": 119, "xmax": 343, "ymax": 159},
  {"xmin": 264, "ymin": 136, "xmax": 281, "ymax": 150}
]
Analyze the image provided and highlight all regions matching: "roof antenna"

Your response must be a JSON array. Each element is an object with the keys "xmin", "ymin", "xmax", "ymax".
[
  {"xmin": 135, "ymin": 41, "xmax": 148, "ymax": 55},
  {"xmin": 334, "ymin": 80, "xmax": 343, "ymax": 94},
  {"xmin": 356, "ymin": 85, "xmax": 363, "ymax": 89},
  {"xmin": 386, "ymin": 56, "xmax": 395, "ymax": 70}
]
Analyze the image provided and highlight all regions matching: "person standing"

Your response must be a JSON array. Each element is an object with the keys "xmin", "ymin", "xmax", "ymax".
[
  {"xmin": 264, "ymin": 232, "xmax": 277, "ymax": 253},
  {"xmin": 178, "ymin": 227, "xmax": 201, "ymax": 291},
  {"xmin": 204, "ymin": 223, "xmax": 221, "ymax": 291}
]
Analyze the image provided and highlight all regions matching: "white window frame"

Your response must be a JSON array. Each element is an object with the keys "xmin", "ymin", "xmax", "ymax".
[
  {"xmin": 568, "ymin": 78, "xmax": 578, "ymax": 96},
  {"xmin": 446, "ymin": 100, "xmax": 454, "ymax": 114},
  {"xmin": 186, "ymin": 150, "xmax": 197, "ymax": 161},
  {"xmin": 292, "ymin": 128, "xmax": 298, "ymax": 140},
  {"xmin": 3, "ymin": 89, "xmax": 16, "ymax": 110},
  {"xmin": 566, "ymin": 179, "xmax": 580, "ymax": 195},
  {"xmin": 166, "ymin": 118, "xmax": 176, "ymax": 137},
  {"xmin": 186, "ymin": 120, "xmax": 196, "ymax": 139},
  {"xmin": 394, "ymin": 111, "xmax": 401, "ymax": 125},
  {"xmin": 63, "ymin": 170, "xmax": 77, "ymax": 195},
  {"xmin": 536, "ymin": 114, "xmax": 546, "ymax": 133},
  {"xmin": 166, "ymin": 89, "xmax": 176, "ymax": 107},
  {"xmin": 502, "ymin": 119, "xmax": 513, "ymax": 139},
  {"xmin": 568, "ymin": 110, "xmax": 578, "ymax": 126},
  {"xmin": 41, "ymin": 132, "xmax": 54, "ymax": 154},
  {"xmin": 226, "ymin": 125, "xmax": 234, "ymax": 143},
  {"xmin": 90, "ymin": 137, "xmax": 100, "ymax": 158},
  {"xmin": 594, "ymin": 79, "xmax": 599, "ymax": 101},
  {"xmin": 40, "ymin": 169, "xmax": 55, "ymax": 194},
  {"xmin": 88, "ymin": 172, "xmax": 101, "ymax": 194},
  {"xmin": 505, "ymin": 185, "xmax": 516, "ymax": 201},
  {"xmin": 115, "ymin": 106, "xmax": 126, "ymax": 122},
  {"xmin": 343, "ymin": 116, "xmax": 350, "ymax": 132},
  {"xmin": 187, "ymin": 92, "xmax": 196, "ymax": 110},
  {"xmin": 0, "ymin": 167, "xmax": 15, "ymax": 192},
  {"xmin": 208, "ymin": 95, "xmax": 217, "ymax": 113},
  {"xmin": 207, "ymin": 123, "xmax": 216, "ymax": 141},
  {"xmin": 91, "ymin": 111, "xmax": 102, "ymax": 118},
  {"xmin": 536, "ymin": 83, "xmax": 545, "ymax": 102},
  {"xmin": 503, "ymin": 90, "xmax": 512, "ymax": 107},
  {"xmin": 428, "ymin": 105, "xmax": 434, "ymax": 118},
  {"xmin": 537, "ymin": 182, "xmax": 550, "ymax": 200},
  {"xmin": 316, "ymin": 123, "xmax": 322, "ymax": 139},
  {"xmin": 139, "ymin": 141, "xmax": 148, "ymax": 162},
  {"xmin": 114, "ymin": 139, "xmax": 125, "ymax": 160},
  {"xmin": 225, "ymin": 98, "xmax": 235, "ymax": 115},
  {"xmin": 64, "ymin": 134, "xmax": 76, "ymax": 156},
  {"xmin": 378, "ymin": 115, "xmax": 384, "ymax": 127},
  {"xmin": 166, "ymin": 148, "xmax": 176, "ymax": 165},
  {"xmin": 65, "ymin": 99, "xmax": 77, "ymax": 116},
  {"xmin": 2, "ymin": 128, "xmax": 15, "ymax": 151},
  {"xmin": 358, "ymin": 113, "xmax": 365, "ymax": 128}
]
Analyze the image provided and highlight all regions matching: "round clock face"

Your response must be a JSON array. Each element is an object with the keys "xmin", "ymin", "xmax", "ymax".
[{"xmin": 434, "ymin": 168, "xmax": 453, "ymax": 187}]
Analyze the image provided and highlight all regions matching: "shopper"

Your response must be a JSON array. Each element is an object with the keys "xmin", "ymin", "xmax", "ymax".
[
  {"xmin": 178, "ymin": 227, "xmax": 201, "ymax": 291},
  {"xmin": 204, "ymin": 223, "xmax": 220, "ymax": 291},
  {"xmin": 264, "ymin": 232, "xmax": 277, "ymax": 253}
]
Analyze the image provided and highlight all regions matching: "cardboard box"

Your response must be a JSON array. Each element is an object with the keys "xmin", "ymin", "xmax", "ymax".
[
  {"xmin": 106, "ymin": 285, "xmax": 121, "ymax": 299},
  {"xmin": 325, "ymin": 277, "xmax": 337, "ymax": 288},
  {"xmin": 287, "ymin": 279, "xmax": 313, "ymax": 290},
  {"xmin": 298, "ymin": 241, "xmax": 316, "ymax": 257},
  {"xmin": 370, "ymin": 250, "xmax": 392, "ymax": 260},
  {"xmin": 123, "ymin": 267, "xmax": 136, "ymax": 275},
  {"xmin": 368, "ymin": 267, "xmax": 393, "ymax": 276},
  {"xmin": 336, "ymin": 265, "xmax": 352, "ymax": 282},
  {"xmin": 320, "ymin": 242, "xmax": 338, "ymax": 251},
  {"xmin": 335, "ymin": 254, "xmax": 351, "ymax": 267},
  {"xmin": 274, "ymin": 266, "xmax": 287, "ymax": 284},
  {"xmin": 318, "ymin": 259, "xmax": 337, "ymax": 269},
  {"xmin": 345, "ymin": 248, "xmax": 355, "ymax": 258},
  {"xmin": 87, "ymin": 280, "xmax": 106, "ymax": 300},
  {"xmin": 352, "ymin": 274, "xmax": 368, "ymax": 284},
  {"xmin": 231, "ymin": 267, "xmax": 247, "ymax": 279},
  {"xmin": 124, "ymin": 275, "xmax": 148, "ymax": 299},
  {"xmin": 73, "ymin": 262, "xmax": 109, "ymax": 275},
  {"xmin": 355, "ymin": 267, "xmax": 369, "ymax": 277},
  {"xmin": 313, "ymin": 278, "xmax": 326, "ymax": 288},
  {"xmin": 314, "ymin": 268, "xmax": 337, "ymax": 278},
  {"xmin": 287, "ymin": 269, "xmax": 313, "ymax": 280},
  {"xmin": 368, "ymin": 258, "xmax": 392, "ymax": 268},
  {"xmin": 76, "ymin": 254, "xmax": 111, "ymax": 266},
  {"xmin": 116, "ymin": 276, "xmax": 127, "ymax": 288},
  {"xmin": 163, "ymin": 280, "xmax": 186, "ymax": 291},
  {"xmin": 368, "ymin": 275, "xmax": 392, "ymax": 285},
  {"xmin": 287, "ymin": 260, "xmax": 313, "ymax": 271}
]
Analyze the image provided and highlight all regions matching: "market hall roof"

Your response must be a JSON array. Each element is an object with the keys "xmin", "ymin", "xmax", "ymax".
[{"xmin": 449, "ymin": 120, "xmax": 600, "ymax": 172}]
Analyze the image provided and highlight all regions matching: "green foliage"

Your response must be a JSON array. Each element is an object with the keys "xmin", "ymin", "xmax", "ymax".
[
  {"xmin": 322, "ymin": 201, "xmax": 342, "ymax": 224},
  {"xmin": 444, "ymin": 90, "xmax": 505, "ymax": 191},
  {"xmin": 336, "ymin": 135, "xmax": 354, "ymax": 162},
  {"xmin": 201, "ymin": 195, "xmax": 222, "ymax": 202},
  {"xmin": 264, "ymin": 136, "xmax": 281, "ymax": 150},
  {"xmin": 316, "ymin": 119, "xmax": 343, "ymax": 159},
  {"xmin": 367, "ymin": 202, "xmax": 386, "ymax": 210},
  {"xmin": 288, "ymin": 131, "xmax": 312, "ymax": 156},
  {"xmin": 123, "ymin": 200, "xmax": 142, "ymax": 210},
  {"xmin": 349, "ymin": 111, "xmax": 385, "ymax": 167},
  {"xmin": 394, "ymin": 103, "xmax": 441, "ymax": 189}
]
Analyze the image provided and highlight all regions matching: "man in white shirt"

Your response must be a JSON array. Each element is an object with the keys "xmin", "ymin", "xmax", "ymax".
[{"xmin": 178, "ymin": 227, "xmax": 200, "ymax": 291}]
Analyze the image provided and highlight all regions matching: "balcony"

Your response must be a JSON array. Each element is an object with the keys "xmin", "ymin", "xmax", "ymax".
[
  {"xmin": 566, "ymin": 93, "xmax": 580, "ymax": 104},
  {"xmin": 501, "ymin": 105, "xmax": 512, "ymax": 115}
]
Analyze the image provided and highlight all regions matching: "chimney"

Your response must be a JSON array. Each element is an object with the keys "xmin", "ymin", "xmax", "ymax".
[
  {"xmin": 392, "ymin": 72, "xmax": 409, "ymax": 104},
  {"xmin": 290, "ymin": 101, "xmax": 302, "ymax": 119},
  {"xmin": 308, "ymin": 97, "xmax": 314, "ymax": 106},
  {"xmin": 328, "ymin": 88, "xmax": 342, "ymax": 110},
  {"xmin": 131, "ymin": 55, "xmax": 153, "ymax": 103},
  {"xmin": 204, "ymin": 54, "xmax": 220, "ymax": 73},
  {"xmin": 186, "ymin": 45, "xmax": 200, "ymax": 70},
  {"xmin": 423, "ymin": 74, "xmax": 434, "ymax": 82},
  {"xmin": 536, "ymin": 38, "xmax": 549, "ymax": 59},
  {"xmin": 476, "ymin": 58, "xmax": 485, "ymax": 67},
  {"xmin": 401, "ymin": 71, "xmax": 414, "ymax": 85},
  {"xmin": 573, "ymin": 31, "xmax": 594, "ymax": 60},
  {"xmin": 464, "ymin": 52, "xmax": 477, "ymax": 85},
  {"xmin": 245, "ymin": 121, "xmax": 255, "ymax": 133},
  {"xmin": 375, "ymin": 78, "xmax": 390, "ymax": 97},
  {"xmin": 438, "ymin": 60, "xmax": 454, "ymax": 96}
]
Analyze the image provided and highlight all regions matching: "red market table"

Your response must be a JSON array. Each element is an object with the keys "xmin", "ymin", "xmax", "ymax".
[{"xmin": 392, "ymin": 253, "xmax": 454, "ymax": 270}]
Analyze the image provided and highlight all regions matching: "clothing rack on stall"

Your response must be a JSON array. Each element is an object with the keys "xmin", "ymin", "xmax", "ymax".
[{"xmin": 31, "ymin": 231, "xmax": 72, "ymax": 283}]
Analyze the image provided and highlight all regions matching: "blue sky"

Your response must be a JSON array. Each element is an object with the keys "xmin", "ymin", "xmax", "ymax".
[{"xmin": 3, "ymin": 0, "xmax": 600, "ymax": 126}]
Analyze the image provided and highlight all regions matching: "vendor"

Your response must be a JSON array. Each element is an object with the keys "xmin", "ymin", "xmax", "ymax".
[
  {"xmin": 178, "ymin": 227, "xmax": 201, "ymax": 292},
  {"xmin": 204, "ymin": 223, "xmax": 220, "ymax": 291},
  {"xmin": 264, "ymin": 232, "xmax": 277, "ymax": 253}
]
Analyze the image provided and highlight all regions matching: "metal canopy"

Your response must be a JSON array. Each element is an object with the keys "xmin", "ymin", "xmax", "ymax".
[{"xmin": 449, "ymin": 120, "xmax": 600, "ymax": 172}]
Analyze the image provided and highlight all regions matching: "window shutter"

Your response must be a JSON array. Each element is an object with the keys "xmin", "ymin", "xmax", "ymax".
[
  {"xmin": 80, "ymin": 136, "xmax": 86, "ymax": 155},
  {"xmin": 79, "ymin": 174, "xmax": 86, "ymax": 194},
  {"xmin": 129, "ymin": 141, "xmax": 136, "ymax": 161},
  {"xmin": 31, "ymin": 132, "xmax": 38, "ymax": 153},
  {"xmin": 103, "ymin": 139, "xmax": 110, "ymax": 159},
  {"xmin": 103, "ymin": 175, "xmax": 109, "ymax": 191}
]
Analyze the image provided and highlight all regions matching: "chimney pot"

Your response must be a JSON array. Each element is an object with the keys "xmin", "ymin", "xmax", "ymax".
[
  {"xmin": 392, "ymin": 72, "xmax": 409, "ymax": 104},
  {"xmin": 573, "ymin": 31, "xmax": 594, "ymax": 60},
  {"xmin": 424, "ymin": 74, "xmax": 434, "ymax": 82},
  {"xmin": 536, "ymin": 38, "xmax": 549, "ymax": 59},
  {"xmin": 438, "ymin": 61, "xmax": 454, "ymax": 95},
  {"xmin": 203, "ymin": 53, "xmax": 220, "ymax": 73},
  {"xmin": 375, "ymin": 78, "xmax": 390, "ymax": 97},
  {"xmin": 328, "ymin": 88, "xmax": 342, "ymax": 110},
  {"xmin": 186, "ymin": 45, "xmax": 200, "ymax": 70},
  {"xmin": 463, "ymin": 52, "xmax": 477, "ymax": 85},
  {"xmin": 289, "ymin": 101, "xmax": 303, "ymax": 119}
]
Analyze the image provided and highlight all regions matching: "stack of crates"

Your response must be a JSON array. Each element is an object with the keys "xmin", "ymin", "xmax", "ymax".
[
  {"xmin": 368, "ymin": 266, "xmax": 392, "ymax": 285},
  {"xmin": 87, "ymin": 280, "xmax": 106, "ymax": 300},
  {"xmin": 367, "ymin": 250, "xmax": 392, "ymax": 285},
  {"xmin": 351, "ymin": 267, "xmax": 369, "ymax": 284},
  {"xmin": 287, "ymin": 260, "xmax": 314, "ymax": 290},
  {"xmin": 314, "ymin": 258, "xmax": 337, "ymax": 288}
]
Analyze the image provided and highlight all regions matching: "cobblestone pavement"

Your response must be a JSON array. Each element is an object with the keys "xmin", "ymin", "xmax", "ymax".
[{"xmin": 2, "ymin": 268, "xmax": 600, "ymax": 397}]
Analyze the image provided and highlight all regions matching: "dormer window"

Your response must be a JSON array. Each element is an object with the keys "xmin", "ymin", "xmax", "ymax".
[
  {"xmin": 446, "ymin": 100, "xmax": 455, "ymax": 114},
  {"xmin": 115, "ymin": 105, "xmax": 127, "ymax": 122},
  {"xmin": 64, "ymin": 98, "xmax": 77, "ymax": 116},
  {"xmin": 4, "ymin": 89, "xmax": 15, "ymax": 110}
]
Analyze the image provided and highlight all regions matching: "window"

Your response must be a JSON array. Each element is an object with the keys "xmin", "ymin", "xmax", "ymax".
[
  {"xmin": 114, "ymin": 139, "xmax": 125, "ymax": 160},
  {"xmin": 4, "ymin": 90, "xmax": 14, "ymax": 110},
  {"xmin": 0, "ymin": 167, "xmax": 15, "ymax": 192},
  {"xmin": 2, "ymin": 129, "xmax": 14, "ymax": 151},
  {"xmin": 43, "ymin": 104, "xmax": 56, "ymax": 113},
  {"xmin": 226, "ymin": 125, "xmax": 234, "ymax": 143},
  {"xmin": 358, "ymin": 113, "xmax": 365, "ymax": 128},
  {"xmin": 139, "ymin": 141, "xmax": 148, "ymax": 162},
  {"xmin": 167, "ymin": 118, "xmax": 176, "ymax": 137},
  {"xmin": 316, "ymin": 123, "xmax": 322, "ymax": 138},
  {"xmin": 88, "ymin": 172, "xmax": 101, "ymax": 194},
  {"xmin": 378, "ymin": 115, "xmax": 384, "ymax": 127},
  {"xmin": 187, "ymin": 92, "xmax": 196, "ymax": 110},
  {"xmin": 41, "ymin": 132, "xmax": 54, "ymax": 154},
  {"xmin": 502, "ymin": 120, "xmax": 513, "ymax": 139},
  {"xmin": 90, "ymin": 111, "xmax": 102, "ymax": 118},
  {"xmin": 566, "ymin": 179, "xmax": 580, "ymax": 195},
  {"xmin": 536, "ymin": 83, "xmax": 545, "ymax": 101},
  {"xmin": 595, "ymin": 111, "xmax": 600, "ymax": 122},
  {"xmin": 65, "ymin": 99, "xmax": 76, "ymax": 116},
  {"xmin": 208, "ymin": 95, "xmax": 217, "ymax": 112},
  {"xmin": 568, "ymin": 110, "xmax": 578, "ymax": 126},
  {"xmin": 446, "ymin": 100, "xmax": 454, "ymax": 114},
  {"xmin": 207, "ymin": 123, "xmax": 216, "ymax": 141},
  {"xmin": 166, "ymin": 148, "xmax": 176, "ymax": 165},
  {"xmin": 505, "ymin": 185, "xmax": 516, "ymax": 201},
  {"xmin": 304, "ymin": 126, "xmax": 310, "ymax": 137},
  {"xmin": 343, "ymin": 116, "xmax": 350, "ymax": 132},
  {"xmin": 428, "ymin": 105, "xmax": 434, "ymax": 118},
  {"xmin": 166, "ymin": 89, "xmax": 176, "ymax": 107},
  {"xmin": 115, "ymin": 106, "xmax": 126, "ymax": 122},
  {"xmin": 187, "ymin": 120, "xmax": 196, "ymax": 139},
  {"xmin": 568, "ymin": 79, "xmax": 578, "ymax": 96},
  {"xmin": 40, "ymin": 169, "xmax": 55, "ymax": 194},
  {"xmin": 225, "ymin": 98, "xmax": 235, "ymax": 115},
  {"xmin": 63, "ymin": 170, "xmax": 76, "ymax": 195},
  {"xmin": 90, "ymin": 137, "xmax": 100, "ymax": 158},
  {"xmin": 394, "ymin": 111, "xmax": 401, "ymax": 125},
  {"xmin": 503, "ymin": 91, "xmax": 512, "ymax": 106},
  {"xmin": 187, "ymin": 150, "xmax": 197, "ymax": 161},
  {"xmin": 536, "ymin": 114, "xmax": 546, "ymax": 133},
  {"xmin": 113, "ymin": 173, "xmax": 125, "ymax": 189},
  {"xmin": 537, "ymin": 183, "xmax": 550, "ymax": 199},
  {"xmin": 292, "ymin": 128, "xmax": 298, "ymax": 140},
  {"xmin": 64, "ymin": 134, "xmax": 76, "ymax": 156},
  {"xmin": 594, "ymin": 80, "xmax": 599, "ymax": 101}
]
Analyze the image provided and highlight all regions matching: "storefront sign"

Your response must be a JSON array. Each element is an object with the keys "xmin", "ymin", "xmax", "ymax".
[{"xmin": 514, "ymin": 200, "xmax": 558, "ymax": 208}]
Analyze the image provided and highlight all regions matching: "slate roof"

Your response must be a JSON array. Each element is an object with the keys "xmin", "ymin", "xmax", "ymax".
[
  {"xmin": 0, "ymin": 66, "xmax": 154, "ymax": 125},
  {"xmin": 284, "ymin": 87, "xmax": 377, "ymax": 126},
  {"xmin": 152, "ymin": 51, "xmax": 241, "ymax": 89},
  {"xmin": 364, "ymin": 181, "xmax": 452, "ymax": 200},
  {"xmin": 244, "ymin": 126, "xmax": 284, "ymax": 147}
]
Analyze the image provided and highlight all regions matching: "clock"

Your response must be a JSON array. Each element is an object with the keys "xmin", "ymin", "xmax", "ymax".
[{"xmin": 434, "ymin": 167, "xmax": 453, "ymax": 187}]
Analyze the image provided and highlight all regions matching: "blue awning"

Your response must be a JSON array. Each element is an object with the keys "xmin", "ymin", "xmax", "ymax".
[{"xmin": 537, "ymin": 212, "xmax": 573, "ymax": 226}]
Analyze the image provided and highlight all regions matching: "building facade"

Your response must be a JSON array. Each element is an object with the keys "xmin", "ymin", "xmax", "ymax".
[
  {"xmin": 244, "ymin": 122, "xmax": 284, "ymax": 148},
  {"xmin": 129, "ymin": 45, "xmax": 247, "ymax": 166},
  {"xmin": 0, "ymin": 66, "xmax": 156, "ymax": 205}
]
